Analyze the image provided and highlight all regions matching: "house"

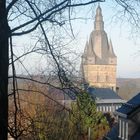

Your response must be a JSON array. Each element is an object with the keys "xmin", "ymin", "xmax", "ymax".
[
  {"xmin": 49, "ymin": 86, "xmax": 125, "ymax": 114},
  {"xmin": 87, "ymin": 87, "xmax": 126, "ymax": 113},
  {"xmin": 114, "ymin": 92, "xmax": 140, "ymax": 140}
]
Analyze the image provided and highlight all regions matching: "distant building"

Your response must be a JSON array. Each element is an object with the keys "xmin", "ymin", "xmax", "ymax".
[
  {"xmin": 49, "ymin": 5, "xmax": 123, "ymax": 116},
  {"xmin": 87, "ymin": 87, "xmax": 125, "ymax": 113},
  {"xmin": 48, "ymin": 86, "xmax": 77, "ymax": 108},
  {"xmin": 49, "ymin": 86, "xmax": 125, "ymax": 114},
  {"xmin": 114, "ymin": 93, "xmax": 140, "ymax": 140},
  {"xmin": 81, "ymin": 5, "xmax": 117, "ymax": 91}
]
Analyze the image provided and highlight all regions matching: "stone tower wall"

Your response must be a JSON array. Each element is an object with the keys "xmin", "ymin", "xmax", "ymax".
[{"xmin": 83, "ymin": 64, "xmax": 116, "ymax": 91}]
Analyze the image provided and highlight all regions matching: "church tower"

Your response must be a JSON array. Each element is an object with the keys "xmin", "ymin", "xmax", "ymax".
[{"xmin": 81, "ymin": 5, "xmax": 117, "ymax": 91}]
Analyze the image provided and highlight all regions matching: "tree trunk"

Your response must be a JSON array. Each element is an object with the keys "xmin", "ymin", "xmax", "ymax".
[{"xmin": 0, "ymin": 0, "xmax": 9, "ymax": 139}]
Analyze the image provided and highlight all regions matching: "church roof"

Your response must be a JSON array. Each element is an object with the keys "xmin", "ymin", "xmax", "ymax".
[
  {"xmin": 82, "ymin": 5, "xmax": 117, "ymax": 65},
  {"xmin": 85, "ymin": 39, "xmax": 96, "ymax": 57},
  {"xmin": 87, "ymin": 88, "xmax": 125, "ymax": 104},
  {"xmin": 115, "ymin": 92, "xmax": 140, "ymax": 118},
  {"xmin": 87, "ymin": 87, "xmax": 121, "ymax": 100},
  {"xmin": 109, "ymin": 39, "xmax": 116, "ymax": 57}
]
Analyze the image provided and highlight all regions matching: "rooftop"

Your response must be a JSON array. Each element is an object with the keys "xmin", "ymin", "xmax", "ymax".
[
  {"xmin": 87, "ymin": 87, "xmax": 121, "ymax": 100},
  {"xmin": 115, "ymin": 92, "xmax": 140, "ymax": 117}
]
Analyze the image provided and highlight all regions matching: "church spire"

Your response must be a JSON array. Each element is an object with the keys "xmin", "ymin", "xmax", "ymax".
[
  {"xmin": 94, "ymin": 4, "xmax": 104, "ymax": 31},
  {"xmin": 81, "ymin": 4, "xmax": 117, "ymax": 90},
  {"xmin": 109, "ymin": 39, "xmax": 116, "ymax": 57}
]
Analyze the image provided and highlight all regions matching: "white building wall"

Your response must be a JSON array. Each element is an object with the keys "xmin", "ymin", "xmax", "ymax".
[
  {"xmin": 97, "ymin": 103, "xmax": 122, "ymax": 113},
  {"xmin": 118, "ymin": 118, "xmax": 128, "ymax": 140}
]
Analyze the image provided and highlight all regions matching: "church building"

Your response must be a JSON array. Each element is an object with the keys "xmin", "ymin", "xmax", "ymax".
[
  {"xmin": 50, "ymin": 5, "xmax": 125, "ymax": 115},
  {"xmin": 81, "ymin": 5, "xmax": 117, "ymax": 91}
]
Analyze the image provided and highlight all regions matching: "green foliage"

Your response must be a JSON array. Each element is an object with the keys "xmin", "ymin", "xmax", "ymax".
[
  {"xmin": 30, "ymin": 105, "xmax": 68, "ymax": 140},
  {"xmin": 20, "ymin": 92, "xmax": 109, "ymax": 140},
  {"xmin": 69, "ymin": 92, "xmax": 110, "ymax": 140}
]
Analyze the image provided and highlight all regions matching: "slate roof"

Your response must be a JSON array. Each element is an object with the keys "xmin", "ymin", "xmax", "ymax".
[
  {"xmin": 87, "ymin": 87, "xmax": 121, "ymax": 100},
  {"xmin": 49, "ymin": 86, "xmax": 125, "ymax": 104},
  {"xmin": 116, "ymin": 92, "xmax": 140, "ymax": 117}
]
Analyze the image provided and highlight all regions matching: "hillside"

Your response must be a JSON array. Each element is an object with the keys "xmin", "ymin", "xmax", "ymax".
[{"xmin": 117, "ymin": 78, "xmax": 140, "ymax": 100}]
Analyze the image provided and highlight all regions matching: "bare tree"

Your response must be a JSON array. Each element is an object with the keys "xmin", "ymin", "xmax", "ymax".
[{"xmin": 0, "ymin": 0, "xmax": 140, "ymax": 139}]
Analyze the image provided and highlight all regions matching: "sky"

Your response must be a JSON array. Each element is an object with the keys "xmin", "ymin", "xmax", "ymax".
[
  {"xmin": 70, "ymin": 2, "xmax": 140, "ymax": 78},
  {"xmin": 12, "ymin": 1, "xmax": 140, "ymax": 78}
]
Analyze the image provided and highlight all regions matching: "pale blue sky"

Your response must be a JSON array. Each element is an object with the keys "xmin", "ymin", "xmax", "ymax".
[
  {"xmin": 71, "ymin": 2, "xmax": 140, "ymax": 78},
  {"xmin": 12, "ymin": 2, "xmax": 140, "ymax": 78}
]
